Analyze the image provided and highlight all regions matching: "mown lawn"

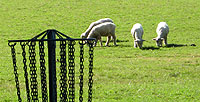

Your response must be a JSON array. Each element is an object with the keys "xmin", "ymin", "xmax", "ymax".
[{"xmin": 0, "ymin": 0, "xmax": 200, "ymax": 101}]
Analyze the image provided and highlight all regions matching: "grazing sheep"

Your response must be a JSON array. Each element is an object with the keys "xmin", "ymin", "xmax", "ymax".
[
  {"xmin": 81, "ymin": 18, "xmax": 113, "ymax": 38},
  {"xmin": 131, "ymin": 23, "xmax": 145, "ymax": 49},
  {"xmin": 87, "ymin": 22, "xmax": 117, "ymax": 47},
  {"xmin": 153, "ymin": 22, "xmax": 169, "ymax": 47}
]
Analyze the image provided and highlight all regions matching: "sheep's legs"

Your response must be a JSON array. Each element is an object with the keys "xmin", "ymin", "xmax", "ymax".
[
  {"xmin": 134, "ymin": 39, "xmax": 137, "ymax": 48},
  {"xmin": 93, "ymin": 40, "xmax": 97, "ymax": 47},
  {"xmin": 99, "ymin": 38, "xmax": 103, "ymax": 47},
  {"xmin": 164, "ymin": 37, "xmax": 168, "ymax": 46},
  {"xmin": 134, "ymin": 42, "xmax": 137, "ymax": 48},
  {"xmin": 112, "ymin": 35, "xmax": 117, "ymax": 46},
  {"xmin": 105, "ymin": 36, "xmax": 111, "ymax": 46}
]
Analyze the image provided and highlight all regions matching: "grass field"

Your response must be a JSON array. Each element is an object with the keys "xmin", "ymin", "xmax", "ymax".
[{"xmin": 1, "ymin": 0, "xmax": 200, "ymax": 101}]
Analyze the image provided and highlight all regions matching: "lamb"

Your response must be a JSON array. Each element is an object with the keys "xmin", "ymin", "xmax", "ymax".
[
  {"xmin": 87, "ymin": 22, "xmax": 117, "ymax": 47},
  {"xmin": 81, "ymin": 18, "xmax": 113, "ymax": 38},
  {"xmin": 131, "ymin": 23, "xmax": 145, "ymax": 49},
  {"xmin": 152, "ymin": 22, "xmax": 169, "ymax": 47}
]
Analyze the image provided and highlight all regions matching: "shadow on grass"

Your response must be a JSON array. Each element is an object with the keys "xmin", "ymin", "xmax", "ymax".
[
  {"xmin": 94, "ymin": 42, "xmax": 196, "ymax": 48},
  {"xmin": 95, "ymin": 44, "xmax": 132, "ymax": 47},
  {"xmin": 165, "ymin": 43, "xmax": 197, "ymax": 48},
  {"xmin": 141, "ymin": 46, "xmax": 160, "ymax": 50},
  {"xmin": 116, "ymin": 39, "xmax": 129, "ymax": 42}
]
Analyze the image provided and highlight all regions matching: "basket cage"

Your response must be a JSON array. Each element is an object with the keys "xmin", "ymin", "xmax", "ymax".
[{"xmin": 8, "ymin": 29, "xmax": 95, "ymax": 102}]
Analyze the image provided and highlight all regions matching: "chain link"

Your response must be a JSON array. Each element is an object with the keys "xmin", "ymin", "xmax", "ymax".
[
  {"xmin": 79, "ymin": 41, "xmax": 85, "ymax": 102},
  {"xmin": 88, "ymin": 41, "xmax": 94, "ymax": 102},
  {"xmin": 68, "ymin": 40, "xmax": 76, "ymax": 102},
  {"xmin": 59, "ymin": 40, "xmax": 68, "ymax": 102},
  {"xmin": 9, "ymin": 42, "xmax": 22, "ymax": 102},
  {"xmin": 9, "ymin": 38, "xmax": 95, "ymax": 102},
  {"xmin": 28, "ymin": 41, "xmax": 39, "ymax": 101},
  {"xmin": 20, "ymin": 42, "xmax": 31, "ymax": 102},
  {"xmin": 39, "ymin": 41, "xmax": 48, "ymax": 102}
]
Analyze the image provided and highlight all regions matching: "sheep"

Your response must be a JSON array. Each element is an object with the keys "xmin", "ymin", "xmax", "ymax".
[
  {"xmin": 87, "ymin": 22, "xmax": 117, "ymax": 47},
  {"xmin": 152, "ymin": 22, "xmax": 169, "ymax": 47},
  {"xmin": 131, "ymin": 23, "xmax": 145, "ymax": 49},
  {"xmin": 81, "ymin": 18, "xmax": 113, "ymax": 38}
]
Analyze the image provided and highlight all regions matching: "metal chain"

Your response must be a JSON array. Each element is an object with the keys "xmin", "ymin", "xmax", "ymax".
[
  {"xmin": 9, "ymin": 37, "xmax": 95, "ymax": 102},
  {"xmin": 59, "ymin": 40, "xmax": 68, "ymax": 102},
  {"xmin": 8, "ymin": 42, "xmax": 22, "ymax": 102},
  {"xmin": 68, "ymin": 40, "xmax": 76, "ymax": 102},
  {"xmin": 88, "ymin": 41, "xmax": 94, "ymax": 102},
  {"xmin": 28, "ymin": 41, "xmax": 39, "ymax": 101},
  {"xmin": 79, "ymin": 41, "xmax": 84, "ymax": 102},
  {"xmin": 20, "ymin": 42, "xmax": 31, "ymax": 102},
  {"xmin": 39, "ymin": 41, "xmax": 48, "ymax": 102}
]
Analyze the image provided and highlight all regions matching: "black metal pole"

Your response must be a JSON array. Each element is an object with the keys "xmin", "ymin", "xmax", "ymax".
[{"xmin": 47, "ymin": 30, "xmax": 57, "ymax": 102}]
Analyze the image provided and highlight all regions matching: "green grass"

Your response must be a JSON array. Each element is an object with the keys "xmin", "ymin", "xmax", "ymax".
[{"xmin": 1, "ymin": 0, "xmax": 200, "ymax": 101}]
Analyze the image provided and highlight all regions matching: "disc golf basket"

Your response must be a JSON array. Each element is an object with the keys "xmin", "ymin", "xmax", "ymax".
[{"xmin": 8, "ymin": 29, "xmax": 95, "ymax": 102}]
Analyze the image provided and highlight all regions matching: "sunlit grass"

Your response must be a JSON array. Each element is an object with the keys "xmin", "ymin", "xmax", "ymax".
[{"xmin": 1, "ymin": 0, "xmax": 200, "ymax": 101}]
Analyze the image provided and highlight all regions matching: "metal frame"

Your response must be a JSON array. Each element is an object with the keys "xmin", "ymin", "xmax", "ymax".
[{"xmin": 8, "ymin": 29, "xmax": 95, "ymax": 102}]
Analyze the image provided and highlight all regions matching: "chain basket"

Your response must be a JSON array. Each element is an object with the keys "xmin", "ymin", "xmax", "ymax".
[{"xmin": 8, "ymin": 29, "xmax": 95, "ymax": 102}]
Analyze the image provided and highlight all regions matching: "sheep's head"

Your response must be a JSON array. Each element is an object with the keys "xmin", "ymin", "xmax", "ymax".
[
  {"xmin": 152, "ymin": 37, "xmax": 164, "ymax": 47},
  {"xmin": 134, "ymin": 39, "xmax": 145, "ymax": 49}
]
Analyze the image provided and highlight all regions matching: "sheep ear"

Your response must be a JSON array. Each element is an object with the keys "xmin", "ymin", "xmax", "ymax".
[
  {"xmin": 142, "ymin": 39, "xmax": 146, "ymax": 41},
  {"xmin": 152, "ymin": 38, "xmax": 156, "ymax": 40}
]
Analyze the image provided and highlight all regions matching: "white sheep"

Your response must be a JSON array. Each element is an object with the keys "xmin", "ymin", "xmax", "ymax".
[
  {"xmin": 131, "ymin": 23, "xmax": 145, "ymax": 48},
  {"xmin": 152, "ymin": 22, "xmax": 169, "ymax": 47},
  {"xmin": 87, "ymin": 22, "xmax": 117, "ymax": 47},
  {"xmin": 81, "ymin": 18, "xmax": 113, "ymax": 38}
]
